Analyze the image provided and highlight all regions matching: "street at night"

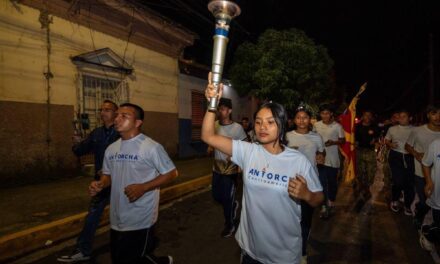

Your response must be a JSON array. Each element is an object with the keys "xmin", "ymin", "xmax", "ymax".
[{"xmin": 30, "ymin": 164, "xmax": 435, "ymax": 264}]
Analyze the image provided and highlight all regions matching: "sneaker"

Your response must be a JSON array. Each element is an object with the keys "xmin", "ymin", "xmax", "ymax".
[
  {"xmin": 221, "ymin": 225, "xmax": 235, "ymax": 238},
  {"xmin": 404, "ymin": 207, "xmax": 413, "ymax": 216},
  {"xmin": 420, "ymin": 228, "xmax": 435, "ymax": 251},
  {"xmin": 319, "ymin": 205, "xmax": 329, "ymax": 219},
  {"xmin": 57, "ymin": 249, "xmax": 90, "ymax": 262},
  {"xmin": 399, "ymin": 194, "xmax": 404, "ymax": 203},
  {"xmin": 389, "ymin": 201, "xmax": 400, "ymax": 213}
]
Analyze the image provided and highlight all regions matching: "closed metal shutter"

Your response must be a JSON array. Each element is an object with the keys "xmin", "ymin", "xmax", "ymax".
[{"xmin": 191, "ymin": 90, "xmax": 207, "ymax": 140}]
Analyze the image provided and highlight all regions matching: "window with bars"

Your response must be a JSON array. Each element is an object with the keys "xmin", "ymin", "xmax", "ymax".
[
  {"xmin": 82, "ymin": 75, "xmax": 129, "ymax": 130},
  {"xmin": 191, "ymin": 90, "xmax": 207, "ymax": 141}
]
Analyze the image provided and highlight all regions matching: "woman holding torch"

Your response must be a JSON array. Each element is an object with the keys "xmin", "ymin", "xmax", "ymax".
[{"xmin": 201, "ymin": 78, "xmax": 323, "ymax": 264}]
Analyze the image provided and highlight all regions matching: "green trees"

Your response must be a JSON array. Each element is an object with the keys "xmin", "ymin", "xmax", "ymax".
[{"xmin": 229, "ymin": 28, "xmax": 334, "ymax": 111}]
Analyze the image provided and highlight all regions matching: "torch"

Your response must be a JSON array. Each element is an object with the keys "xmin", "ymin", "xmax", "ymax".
[{"xmin": 207, "ymin": 0, "xmax": 241, "ymax": 111}]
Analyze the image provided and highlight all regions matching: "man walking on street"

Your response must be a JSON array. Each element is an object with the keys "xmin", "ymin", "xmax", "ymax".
[
  {"xmin": 58, "ymin": 100, "xmax": 119, "ymax": 262},
  {"xmin": 314, "ymin": 104, "xmax": 346, "ymax": 218},
  {"xmin": 406, "ymin": 104, "xmax": 440, "ymax": 228},
  {"xmin": 385, "ymin": 110, "xmax": 414, "ymax": 215},
  {"xmin": 211, "ymin": 98, "xmax": 247, "ymax": 238},
  {"xmin": 90, "ymin": 103, "xmax": 177, "ymax": 264},
  {"xmin": 355, "ymin": 110, "xmax": 380, "ymax": 201}
]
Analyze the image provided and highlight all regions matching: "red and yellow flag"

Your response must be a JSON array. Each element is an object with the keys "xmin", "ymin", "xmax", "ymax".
[{"xmin": 339, "ymin": 83, "xmax": 367, "ymax": 183}]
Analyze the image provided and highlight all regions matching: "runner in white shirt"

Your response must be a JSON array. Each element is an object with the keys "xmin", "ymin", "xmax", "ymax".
[
  {"xmin": 89, "ymin": 103, "xmax": 177, "ymax": 264},
  {"xmin": 385, "ymin": 110, "xmax": 414, "ymax": 215},
  {"xmin": 202, "ymin": 78, "xmax": 323, "ymax": 264},
  {"xmin": 286, "ymin": 106, "xmax": 325, "ymax": 261},
  {"xmin": 423, "ymin": 138, "xmax": 440, "ymax": 212},
  {"xmin": 314, "ymin": 104, "xmax": 346, "ymax": 218},
  {"xmin": 211, "ymin": 98, "xmax": 247, "ymax": 238},
  {"xmin": 406, "ymin": 104, "xmax": 440, "ymax": 228},
  {"xmin": 421, "ymin": 138, "xmax": 440, "ymax": 246}
]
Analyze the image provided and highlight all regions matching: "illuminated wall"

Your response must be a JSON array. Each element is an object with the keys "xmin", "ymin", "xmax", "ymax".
[{"xmin": 0, "ymin": 2, "xmax": 179, "ymax": 186}]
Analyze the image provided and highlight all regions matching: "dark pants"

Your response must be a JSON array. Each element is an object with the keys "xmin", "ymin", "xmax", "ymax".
[
  {"xmin": 77, "ymin": 192, "xmax": 110, "ymax": 256},
  {"xmin": 241, "ymin": 252, "xmax": 263, "ymax": 264},
  {"xmin": 300, "ymin": 202, "xmax": 314, "ymax": 256},
  {"xmin": 319, "ymin": 165, "xmax": 339, "ymax": 203},
  {"xmin": 212, "ymin": 171, "xmax": 239, "ymax": 228},
  {"xmin": 415, "ymin": 176, "xmax": 431, "ymax": 223},
  {"xmin": 110, "ymin": 226, "xmax": 158, "ymax": 264},
  {"xmin": 388, "ymin": 150, "xmax": 415, "ymax": 208},
  {"xmin": 434, "ymin": 209, "xmax": 440, "ymax": 227}
]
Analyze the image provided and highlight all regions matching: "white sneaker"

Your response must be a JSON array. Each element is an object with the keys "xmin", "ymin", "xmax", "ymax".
[
  {"xmin": 389, "ymin": 201, "xmax": 400, "ymax": 213},
  {"xmin": 420, "ymin": 232, "xmax": 435, "ymax": 251},
  {"xmin": 57, "ymin": 249, "xmax": 90, "ymax": 262}
]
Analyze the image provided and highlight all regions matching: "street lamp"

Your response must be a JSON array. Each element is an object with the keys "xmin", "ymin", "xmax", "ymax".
[{"xmin": 207, "ymin": 0, "xmax": 241, "ymax": 111}]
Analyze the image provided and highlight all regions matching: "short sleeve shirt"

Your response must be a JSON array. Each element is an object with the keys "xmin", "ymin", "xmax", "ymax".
[
  {"xmin": 385, "ymin": 125, "xmax": 413, "ymax": 154},
  {"xmin": 406, "ymin": 125, "xmax": 440, "ymax": 177},
  {"xmin": 286, "ymin": 131, "xmax": 324, "ymax": 167},
  {"xmin": 213, "ymin": 121, "xmax": 247, "ymax": 174},
  {"xmin": 232, "ymin": 140, "xmax": 322, "ymax": 264},
  {"xmin": 314, "ymin": 121, "xmax": 345, "ymax": 168},
  {"xmin": 102, "ymin": 134, "xmax": 176, "ymax": 231},
  {"xmin": 355, "ymin": 124, "xmax": 380, "ymax": 149},
  {"xmin": 423, "ymin": 139, "xmax": 440, "ymax": 210}
]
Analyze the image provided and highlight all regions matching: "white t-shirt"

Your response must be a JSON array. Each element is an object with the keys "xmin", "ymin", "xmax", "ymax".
[
  {"xmin": 406, "ymin": 125, "xmax": 440, "ymax": 177},
  {"xmin": 423, "ymin": 139, "xmax": 440, "ymax": 210},
  {"xmin": 314, "ymin": 121, "xmax": 345, "ymax": 168},
  {"xmin": 385, "ymin": 125, "xmax": 413, "ymax": 154},
  {"xmin": 213, "ymin": 121, "xmax": 247, "ymax": 174},
  {"xmin": 232, "ymin": 140, "xmax": 322, "ymax": 264},
  {"xmin": 102, "ymin": 134, "xmax": 176, "ymax": 231},
  {"xmin": 286, "ymin": 131, "xmax": 324, "ymax": 167}
]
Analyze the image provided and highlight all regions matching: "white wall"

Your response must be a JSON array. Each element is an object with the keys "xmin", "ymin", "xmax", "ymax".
[{"xmin": 0, "ymin": 2, "xmax": 179, "ymax": 113}]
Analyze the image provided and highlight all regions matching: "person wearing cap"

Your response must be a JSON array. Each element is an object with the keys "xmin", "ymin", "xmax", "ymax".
[
  {"xmin": 355, "ymin": 110, "xmax": 380, "ymax": 201},
  {"xmin": 209, "ymin": 97, "xmax": 247, "ymax": 238}
]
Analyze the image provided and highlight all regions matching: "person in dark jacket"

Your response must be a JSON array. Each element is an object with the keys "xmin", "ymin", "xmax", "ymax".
[{"xmin": 58, "ymin": 100, "xmax": 119, "ymax": 262}]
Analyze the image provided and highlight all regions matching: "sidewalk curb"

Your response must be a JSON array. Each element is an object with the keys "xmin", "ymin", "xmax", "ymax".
[{"xmin": 0, "ymin": 175, "xmax": 212, "ymax": 263}]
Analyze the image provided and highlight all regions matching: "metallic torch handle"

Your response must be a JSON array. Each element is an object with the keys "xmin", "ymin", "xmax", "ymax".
[
  {"xmin": 207, "ymin": 0, "xmax": 241, "ymax": 112},
  {"xmin": 208, "ymin": 34, "xmax": 229, "ymax": 111}
]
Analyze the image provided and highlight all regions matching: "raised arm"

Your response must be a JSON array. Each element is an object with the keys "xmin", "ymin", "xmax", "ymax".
[{"xmin": 201, "ymin": 75, "xmax": 233, "ymax": 157}]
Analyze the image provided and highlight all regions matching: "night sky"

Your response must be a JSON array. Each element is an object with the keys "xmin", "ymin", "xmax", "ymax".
[{"xmin": 140, "ymin": 0, "xmax": 440, "ymax": 116}]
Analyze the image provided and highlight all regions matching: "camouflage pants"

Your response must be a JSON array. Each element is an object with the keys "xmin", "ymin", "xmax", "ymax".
[{"xmin": 355, "ymin": 148, "xmax": 377, "ymax": 196}]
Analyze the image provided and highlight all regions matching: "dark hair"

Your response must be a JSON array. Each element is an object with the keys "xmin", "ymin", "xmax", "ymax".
[
  {"xmin": 294, "ymin": 106, "xmax": 312, "ymax": 119},
  {"xmin": 242, "ymin": 117, "xmax": 249, "ymax": 122},
  {"xmin": 257, "ymin": 102, "xmax": 288, "ymax": 145},
  {"xmin": 103, "ymin": 100, "xmax": 118, "ymax": 110},
  {"xmin": 426, "ymin": 104, "xmax": 440, "ymax": 114},
  {"xmin": 292, "ymin": 107, "xmax": 313, "ymax": 132},
  {"xmin": 319, "ymin": 103, "xmax": 335, "ymax": 113},
  {"xmin": 398, "ymin": 109, "xmax": 411, "ymax": 116},
  {"xmin": 120, "ymin": 103, "xmax": 144, "ymax": 121},
  {"xmin": 218, "ymin": 98, "xmax": 233, "ymax": 109}
]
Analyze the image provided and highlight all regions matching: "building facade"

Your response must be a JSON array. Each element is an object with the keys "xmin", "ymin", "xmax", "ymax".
[{"xmin": 0, "ymin": 0, "xmax": 195, "ymax": 186}]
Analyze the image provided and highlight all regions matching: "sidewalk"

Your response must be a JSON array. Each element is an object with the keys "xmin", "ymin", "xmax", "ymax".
[{"xmin": 0, "ymin": 157, "xmax": 212, "ymax": 237}]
